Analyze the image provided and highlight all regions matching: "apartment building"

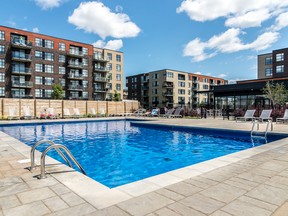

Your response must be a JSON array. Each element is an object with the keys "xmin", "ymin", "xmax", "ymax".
[
  {"xmin": 126, "ymin": 69, "xmax": 227, "ymax": 108},
  {"xmin": 0, "ymin": 26, "xmax": 123, "ymax": 100}
]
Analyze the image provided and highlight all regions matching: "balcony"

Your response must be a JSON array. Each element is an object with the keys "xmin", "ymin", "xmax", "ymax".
[
  {"xmin": 67, "ymin": 50, "xmax": 83, "ymax": 57},
  {"xmin": 67, "ymin": 61, "xmax": 85, "ymax": 68},
  {"xmin": 141, "ymin": 86, "xmax": 149, "ymax": 90},
  {"xmin": 12, "ymin": 53, "xmax": 32, "ymax": 62},
  {"xmin": 94, "ymin": 88, "xmax": 107, "ymax": 93},
  {"xmin": 68, "ymin": 85, "xmax": 84, "ymax": 91},
  {"xmin": 94, "ymin": 77, "xmax": 108, "ymax": 82},
  {"xmin": 94, "ymin": 67, "xmax": 110, "ymax": 72},
  {"xmin": 192, "ymin": 80, "xmax": 199, "ymax": 83},
  {"xmin": 11, "ymin": 39, "xmax": 32, "ymax": 49},
  {"xmin": 162, "ymin": 82, "xmax": 174, "ymax": 88},
  {"xmin": 11, "ymin": 94, "xmax": 33, "ymax": 98},
  {"xmin": 68, "ymin": 73, "xmax": 84, "ymax": 80},
  {"xmin": 12, "ymin": 81, "xmax": 33, "ymax": 88},
  {"xmin": 11, "ymin": 67, "xmax": 32, "ymax": 75},
  {"xmin": 162, "ymin": 92, "xmax": 174, "ymax": 97}
]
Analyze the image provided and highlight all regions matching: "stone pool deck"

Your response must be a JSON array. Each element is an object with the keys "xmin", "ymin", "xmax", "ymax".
[{"xmin": 1, "ymin": 117, "xmax": 288, "ymax": 215}]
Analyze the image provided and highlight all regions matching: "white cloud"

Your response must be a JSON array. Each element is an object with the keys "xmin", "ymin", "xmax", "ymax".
[
  {"xmin": 177, "ymin": 0, "xmax": 288, "ymax": 29},
  {"xmin": 68, "ymin": 1, "xmax": 141, "ymax": 39},
  {"xmin": 183, "ymin": 28, "xmax": 279, "ymax": 62},
  {"xmin": 93, "ymin": 39, "xmax": 123, "ymax": 51},
  {"xmin": 34, "ymin": 0, "xmax": 65, "ymax": 10},
  {"xmin": 218, "ymin": 74, "xmax": 227, "ymax": 78},
  {"xmin": 32, "ymin": 27, "xmax": 39, "ymax": 33},
  {"xmin": 271, "ymin": 12, "xmax": 288, "ymax": 31}
]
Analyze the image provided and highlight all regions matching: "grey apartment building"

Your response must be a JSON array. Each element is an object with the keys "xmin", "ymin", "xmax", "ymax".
[{"xmin": 0, "ymin": 26, "xmax": 123, "ymax": 100}]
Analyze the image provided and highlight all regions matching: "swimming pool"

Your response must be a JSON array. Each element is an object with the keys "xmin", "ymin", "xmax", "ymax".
[{"xmin": 0, "ymin": 120, "xmax": 285, "ymax": 188}]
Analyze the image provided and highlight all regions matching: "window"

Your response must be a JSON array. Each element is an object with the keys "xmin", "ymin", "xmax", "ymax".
[
  {"xmin": 152, "ymin": 81, "xmax": 159, "ymax": 87},
  {"xmin": 45, "ymin": 52, "xmax": 54, "ymax": 61},
  {"xmin": 44, "ymin": 65, "xmax": 54, "ymax": 73},
  {"xmin": 0, "ymin": 45, "xmax": 5, "ymax": 54},
  {"xmin": 0, "ymin": 31, "xmax": 4, "ymax": 40},
  {"xmin": 116, "ymin": 74, "xmax": 121, "ymax": 81},
  {"xmin": 82, "ymin": 69, "xmax": 88, "ymax": 77},
  {"xmin": 178, "ymin": 97, "xmax": 185, "ymax": 104},
  {"xmin": 45, "ymin": 89, "xmax": 52, "ymax": 98},
  {"xmin": 82, "ymin": 58, "xmax": 88, "ymax": 66},
  {"xmin": 152, "ymin": 89, "xmax": 158, "ymax": 94},
  {"xmin": 45, "ymin": 40, "xmax": 54, "ymax": 49},
  {"xmin": 45, "ymin": 77, "xmax": 54, "ymax": 85},
  {"xmin": 107, "ymin": 53, "xmax": 112, "ymax": 61},
  {"xmin": 116, "ymin": 54, "xmax": 121, "ymax": 62},
  {"xmin": 0, "ymin": 59, "xmax": 4, "ymax": 68},
  {"xmin": 35, "ymin": 38, "xmax": 43, "ymax": 47},
  {"xmin": 35, "ymin": 51, "xmax": 43, "ymax": 59},
  {"xmin": 152, "ymin": 73, "xmax": 158, "ymax": 79},
  {"xmin": 82, "ymin": 48, "xmax": 88, "ymax": 55},
  {"xmin": 116, "ymin": 64, "xmax": 121, "ymax": 71},
  {"xmin": 0, "ymin": 87, "xmax": 4, "ymax": 96},
  {"xmin": 265, "ymin": 57, "xmax": 272, "ymax": 65},
  {"xmin": 276, "ymin": 65, "xmax": 284, "ymax": 73},
  {"xmin": 178, "ymin": 81, "xmax": 185, "ymax": 87},
  {"xmin": 59, "ymin": 78, "xmax": 65, "ymax": 86},
  {"xmin": 82, "ymin": 80, "xmax": 88, "ymax": 88},
  {"xmin": 106, "ymin": 83, "xmax": 112, "ymax": 90},
  {"xmin": 107, "ymin": 63, "xmax": 112, "ymax": 70},
  {"xmin": 265, "ymin": 68, "xmax": 272, "ymax": 76},
  {"xmin": 59, "ymin": 55, "xmax": 65, "ymax": 63},
  {"xmin": 276, "ymin": 53, "xmax": 284, "ymax": 62},
  {"xmin": 35, "ymin": 64, "xmax": 43, "ymax": 72},
  {"xmin": 35, "ymin": 76, "xmax": 42, "ymax": 85},
  {"xmin": 116, "ymin": 84, "xmax": 121, "ymax": 91},
  {"xmin": 83, "ymin": 92, "xmax": 88, "ymax": 99},
  {"xmin": 0, "ymin": 73, "xmax": 4, "ymax": 82},
  {"xmin": 178, "ymin": 89, "xmax": 185, "ymax": 94},
  {"xmin": 166, "ymin": 72, "xmax": 174, "ymax": 78},
  {"xmin": 35, "ymin": 89, "xmax": 42, "ymax": 97},
  {"xmin": 59, "ymin": 43, "xmax": 65, "ymax": 51},
  {"xmin": 58, "ymin": 66, "xmax": 65, "ymax": 74},
  {"xmin": 203, "ymin": 84, "xmax": 209, "ymax": 89},
  {"xmin": 203, "ymin": 78, "xmax": 208, "ymax": 83}
]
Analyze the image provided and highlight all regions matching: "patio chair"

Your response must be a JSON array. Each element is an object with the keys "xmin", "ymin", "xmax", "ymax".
[
  {"xmin": 159, "ymin": 108, "xmax": 167, "ymax": 117},
  {"xmin": 97, "ymin": 108, "xmax": 106, "ymax": 117},
  {"xmin": 8, "ymin": 107, "xmax": 20, "ymax": 120},
  {"xmin": 149, "ymin": 108, "xmax": 159, "ymax": 117},
  {"xmin": 162, "ymin": 108, "xmax": 175, "ymax": 118},
  {"xmin": 22, "ymin": 106, "xmax": 34, "ymax": 120},
  {"xmin": 170, "ymin": 107, "xmax": 183, "ymax": 118},
  {"xmin": 132, "ymin": 108, "xmax": 146, "ymax": 117},
  {"xmin": 63, "ymin": 108, "xmax": 72, "ymax": 118},
  {"xmin": 46, "ymin": 108, "xmax": 57, "ymax": 119},
  {"xmin": 73, "ymin": 108, "xmax": 83, "ymax": 118},
  {"xmin": 256, "ymin": 109, "xmax": 272, "ymax": 122},
  {"xmin": 89, "ymin": 108, "xmax": 97, "ymax": 117},
  {"xmin": 276, "ymin": 109, "xmax": 288, "ymax": 123},
  {"xmin": 236, "ymin": 109, "xmax": 256, "ymax": 122}
]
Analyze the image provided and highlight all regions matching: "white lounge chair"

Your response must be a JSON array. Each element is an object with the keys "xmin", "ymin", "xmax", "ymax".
[
  {"xmin": 162, "ymin": 108, "xmax": 175, "ymax": 118},
  {"xmin": 98, "ymin": 108, "xmax": 106, "ymax": 117},
  {"xmin": 236, "ymin": 109, "xmax": 256, "ymax": 122},
  {"xmin": 256, "ymin": 109, "xmax": 272, "ymax": 122},
  {"xmin": 89, "ymin": 108, "xmax": 97, "ymax": 117},
  {"xmin": 47, "ymin": 108, "xmax": 57, "ymax": 119},
  {"xmin": 8, "ymin": 107, "xmax": 20, "ymax": 120},
  {"xmin": 22, "ymin": 106, "xmax": 34, "ymax": 120},
  {"xmin": 73, "ymin": 108, "xmax": 83, "ymax": 118},
  {"xmin": 276, "ymin": 109, "xmax": 288, "ymax": 123},
  {"xmin": 63, "ymin": 108, "xmax": 72, "ymax": 118},
  {"xmin": 170, "ymin": 107, "xmax": 183, "ymax": 118}
]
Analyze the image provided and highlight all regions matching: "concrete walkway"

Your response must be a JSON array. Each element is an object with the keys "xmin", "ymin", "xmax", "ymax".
[{"xmin": 1, "ymin": 118, "xmax": 288, "ymax": 215}]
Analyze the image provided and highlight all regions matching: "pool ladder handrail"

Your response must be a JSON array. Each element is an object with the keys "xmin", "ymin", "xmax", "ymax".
[
  {"xmin": 30, "ymin": 140, "xmax": 86, "ymax": 179},
  {"xmin": 251, "ymin": 119, "xmax": 273, "ymax": 140}
]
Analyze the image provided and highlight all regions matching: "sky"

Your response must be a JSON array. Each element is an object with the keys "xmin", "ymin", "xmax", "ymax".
[{"xmin": 1, "ymin": 0, "xmax": 288, "ymax": 83}]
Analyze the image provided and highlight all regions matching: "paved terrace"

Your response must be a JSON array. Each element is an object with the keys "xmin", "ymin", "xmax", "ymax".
[{"xmin": 1, "ymin": 117, "xmax": 288, "ymax": 215}]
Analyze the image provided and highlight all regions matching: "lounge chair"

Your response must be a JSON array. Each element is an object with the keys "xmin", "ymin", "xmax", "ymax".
[
  {"xmin": 159, "ymin": 108, "xmax": 167, "ymax": 117},
  {"xmin": 149, "ymin": 108, "xmax": 159, "ymax": 117},
  {"xmin": 8, "ymin": 107, "xmax": 20, "ymax": 120},
  {"xmin": 162, "ymin": 108, "xmax": 175, "ymax": 118},
  {"xmin": 89, "ymin": 108, "xmax": 97, "ymax": 117},
  {"xmin": 132, "ymin": 108, "xmax": 146, "ymax": 117},
  {"xmin": 63, "ymin": 108, "xmax": 72, "ymax": 118},
  {"xmin": 236, "ymin": 109, "xmax": 256, "ymax": 122},
  {"xmin": 22, "ymin": 106, "xmax": 34, "ymax": 120},
  {"xmin": 46, "ymin": 108, "xmax": 57, "ymax": 119},
  {"xmin": 98, "ymin": 108, "xmax": 106, "ymax": 117},
  {"xmin": 73, "ymin": 108, "xmax": 83, "ymax": 118},
  {"xmin": 276, "ymin": 109, "xmax": 288, "ymax": 123},
  {"xmin": 171, "ymin": 107, "xmax": 183, "ymax": 118},
  {"xmin": 256, "ymin": 109, "xmax": 272, "ymax": 122}
]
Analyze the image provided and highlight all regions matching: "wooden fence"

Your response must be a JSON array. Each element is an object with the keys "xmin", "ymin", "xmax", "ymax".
[{"xmin": 1, "ymin": 99, "xmax": 139, "ymax": 118}]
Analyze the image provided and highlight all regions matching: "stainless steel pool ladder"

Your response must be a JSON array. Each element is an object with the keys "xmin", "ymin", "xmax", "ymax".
[
  {"xmin": 251, "ymin": 119, "xmax": 273, "ymax": 140},
  {"xmin": 30, "ymin": 140, "xmax": 86, "ymax": 179}
]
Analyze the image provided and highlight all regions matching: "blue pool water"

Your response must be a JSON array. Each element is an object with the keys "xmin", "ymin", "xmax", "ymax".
[{"xmin": 0, "ymin": 120, "xmax": 286, "ymax": 188}]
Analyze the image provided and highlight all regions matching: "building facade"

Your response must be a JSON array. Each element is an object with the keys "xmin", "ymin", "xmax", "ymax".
[
  {"xmin": 126, "ymin": 69, "xmax": 227, "ymax": 108},
  {"xmin": 0, "ymin": 26, "xmax": 123, "ymax": 100}
]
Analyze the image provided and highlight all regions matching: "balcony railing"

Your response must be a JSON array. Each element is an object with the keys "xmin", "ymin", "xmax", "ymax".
[
  {"xmin": 68, "ymin": 50, "xmax": 83, "ymax": 57},
  {"xmin": 11, "ymin": 38, "xmax": 33, "ymax": 49},
  {"xmin": 68, "ymin": 85, "xmax": 84, "ymax": 91},
  {"xmin": 94, "ymin": 77, "xmax": 108, "ymax": 82},
  {"xmin": 94, "ymin": 88, "xmax": 107, "ymax": 93},
  {"xmin": 11, "ymin": 94, "xmax": 33, "ymax": 98},
  {"xmin": 94, "ymin": 67, "xmax": 110, "ymax": 72},
  {"xmin": 12, "ymin": 81, "xmax": 33, "ymax": 88},
  {"xmin": 12, "ymin": 53, "xmax": 32, "ymax": 62},
  {"xmin": 68, "ymin": 61, "xmax": 85, "ymax": 68},
  {"xmin": 93, "ymin": 55, "xmax": 109, "ymax": 62},
  {"xmin": 162, "ymin": 92, "xmax": 174, "ymax": 97},
  {"xmin": 68, "ymin": 73, "xmax": 84, "ymax": 80},
  {"xmin": 11, "ymin": 67, "xmax": 32, "ymax": 75}
]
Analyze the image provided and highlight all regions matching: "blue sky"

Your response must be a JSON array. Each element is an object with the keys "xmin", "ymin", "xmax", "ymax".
[{"xmin": 1, "ymin": 0, "xmax": 288, "ymax": 83}]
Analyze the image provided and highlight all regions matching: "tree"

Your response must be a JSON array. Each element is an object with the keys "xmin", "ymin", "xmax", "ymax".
[
  {"xmin": 262, "ymin": 81, "xmax": 288, "ymax": 108},
  {"xmin": 51, "ymin": 84, "xmax": 64, "ymax": 99},
  {"xmin": 112, "ymin": 90, "xmax": 121, "ymax": 101}
]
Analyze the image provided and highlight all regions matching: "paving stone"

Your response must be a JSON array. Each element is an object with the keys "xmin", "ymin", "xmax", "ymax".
[
  {"xmin": 224, "ymin": 177, "xmax": 258, "ymax": 191},
  {"xmin": 237, "ymin": 171, "xmax": 270, "ymax": 183},
  {"xmin": 43, "ymin": 196, "xmax": 69, "ymax": 212},
  {"xmin": 117, "ymin": 192, "xmax": 174, "ymax": 216},
  {"xmin": 250, "ymin": 167, "xmax": 279, "ymax": 178},
  {"xmin": 26, "ymin": 177, "xmax": 59, "ymax": 189},
  {"xmin": 200, "ymin": 183, "xmax": 247, "ymax": 203},
  {"xmin": 86, "ymin": 206, "xmax": 131, "ymax": 216},
  {"xmin": 60, "ymin": 192, "xmax": 86, "ymax": 207},
  {"xmin": 0, "ymin": 195, "xmax": 21, "ymax": 209},
  {"xmin": 46, "ymin": 203, "xmax": 96, "ymax": 216},
  {"xmin": 17, "ymin": 187, "xmax": 56, "ymax": 204},
  {"xmin": 272, "ymin": 201, "xmax": 288, "ymax": 216},
  {"xmin": 278, "ymin": 169, "xmax": 288, "ymax": 177},
  {"xmin": 258, "ymin": 160, "xmax": 288, "ymax": 172},
  {"xmin": 200, "ymin": 169, "xmax": 235, "ymax": 182},
  {"xmin": 167, "ymin": 202, "xmax": 206, "ymax": 216},
  {"xmin": 246, "ymin": 184, "xmax": 288, "ymax": 206},
  {"xmin": 189, "ymin": 176, "xmax": 219, "ymax": 186},
  {"xmin": 154, "ymin": 207, "xmax": 181, "ymax": 216},
  {"xmin": 2, "ymin": 168, "xmax": 28, "ymax": 177},
  {"xmin": 221, "ymin": 199, "xmax": 272, "ymax": 216},
  {"xmin": 265, "ymin": 175, "xmax": 288, "ymax": 190},
  {"xmin": 165, "ymin": 182, "xmax": 202, "ymax": 196},
  {"xmin": 238, "ymin": 196, "xmax": 278, "ymax": 212},
  {"xmin": 155, "ymin": 188, "xmax": 185, "ymax": 201},
  {"xmin": 0, "ymin": 183, "xmax": 28, "ymax": 197},
  {"xmin": 0, "ymin": 164, "xmax": 13, "ymax": 171},
  {"xmin": 2, "ymin": 201, "xmax": 51, "ymax": 216},
  {"xmin": 49, "ymin": 183, "xmax": 71, "ymax": 195},
  {"xmin": 0, "ymin": 176, "xmax": 23, "ymax": 187},
  {"xmin": 210, "ymin": 210, "xmax": 232, "ymax": 216}
]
